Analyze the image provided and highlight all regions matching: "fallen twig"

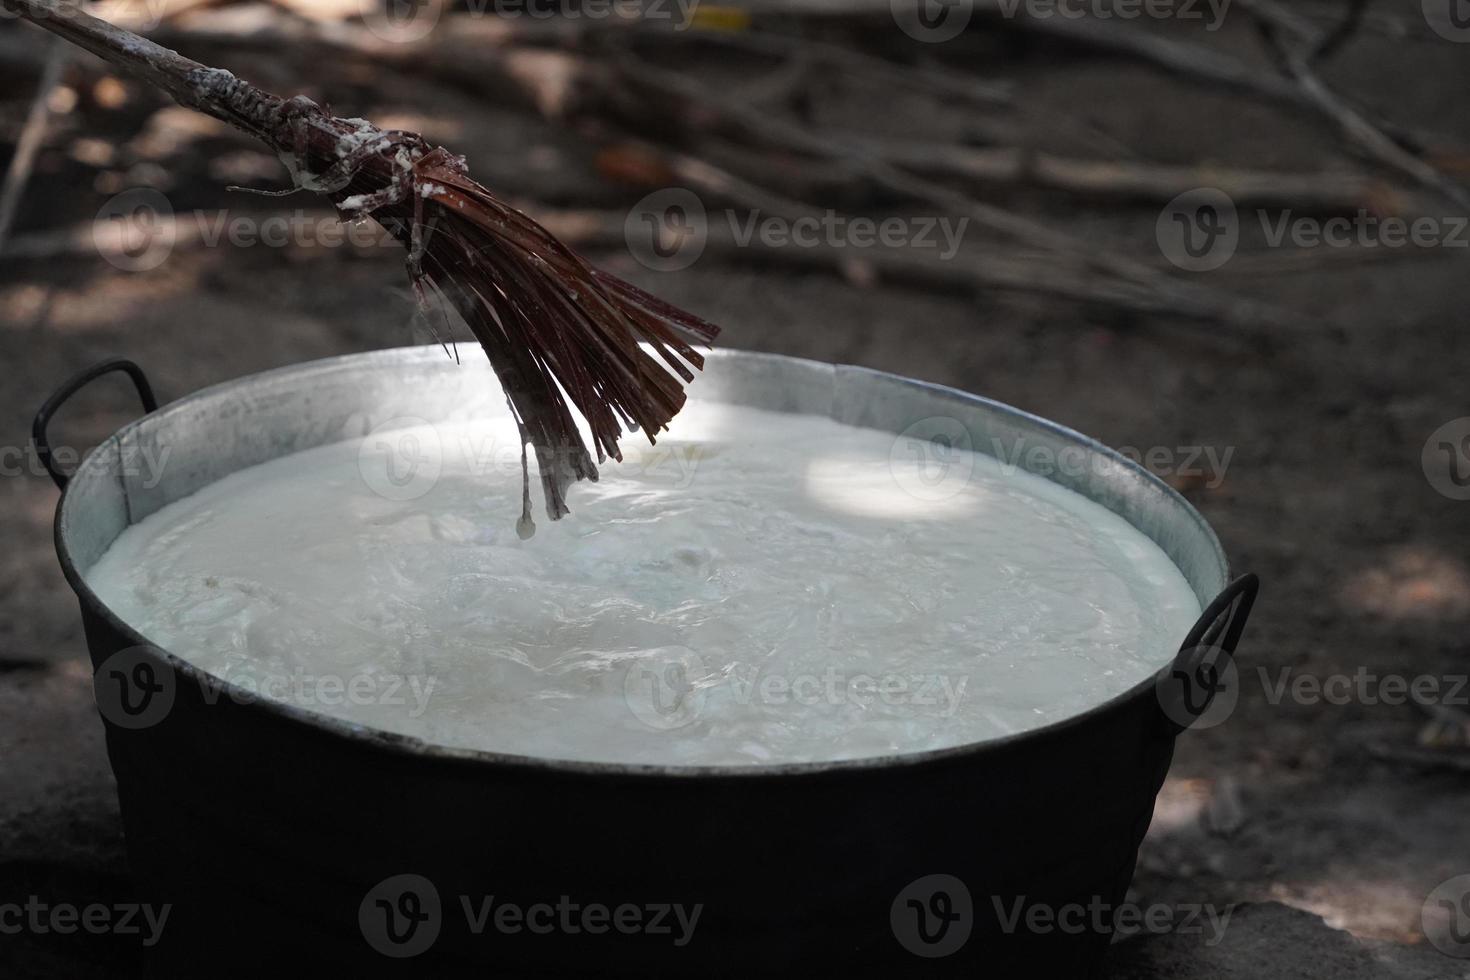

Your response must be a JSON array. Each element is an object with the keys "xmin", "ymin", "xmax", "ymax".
[
  {"xmin": 602, "ymin": 51, "xmax": 1304, "ymax": 331},
  {"xmin": 1246, "ymin": 2, "xmax": 1470, "ymax": 212},
  {"xmin": 687, "ymin": 24, "xmax": 1013, "ymax": 107},
  {"xmin": 0, "ymin": 41, "xmax": 66, "ymax": 255},
  {"xmin": 532, "ymin": 205, "xmax": 1283, "ymax": 334},
  {"xmin": 830, "ymin": 137, "xmax": 1388, "ymax": 210},
  {"xmin": 711, "ymin": 0, "xmax": 1458, "ymax": 186}
]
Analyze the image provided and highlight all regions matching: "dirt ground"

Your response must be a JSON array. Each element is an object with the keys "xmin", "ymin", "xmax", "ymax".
[{"xmin": 2, "ymin": 4, "xmax": 1469, "ymax": 976}]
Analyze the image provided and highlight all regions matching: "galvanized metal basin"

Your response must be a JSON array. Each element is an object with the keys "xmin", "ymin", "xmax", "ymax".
[{"xmin": 42, "ymin": 346, "xmax": 1256, "ymax": 977}]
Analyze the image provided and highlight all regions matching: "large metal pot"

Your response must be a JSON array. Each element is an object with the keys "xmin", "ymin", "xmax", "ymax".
[{"xmin": 39, "ymin": 347, "xmax": 1256, "ymax": 977}]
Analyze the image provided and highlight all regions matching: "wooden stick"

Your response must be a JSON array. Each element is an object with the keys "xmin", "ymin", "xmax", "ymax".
[
  {"xmin": 1, "ymin": 0, "xmax": 292, "ymax": 140},
  {"xmin": 2, "ymin": 0, "xmax": 720, "ymax": 530}
]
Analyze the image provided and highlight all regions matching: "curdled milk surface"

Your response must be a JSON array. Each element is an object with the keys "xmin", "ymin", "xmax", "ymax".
[{"xmin": 85, "ymin": 399, "xmax": 1202, "ymax": 766}]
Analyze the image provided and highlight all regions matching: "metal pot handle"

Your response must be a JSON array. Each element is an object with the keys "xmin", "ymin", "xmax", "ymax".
[
  {"xmin": 33, "ymin": 358, "xmax": 159, "ymax": 490},
  {"xmin": 1159, "ymin": 572, "xmax": 1259, "ymax": 733}
]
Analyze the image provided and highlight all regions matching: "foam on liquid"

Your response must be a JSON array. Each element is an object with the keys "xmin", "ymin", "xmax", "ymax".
[{"xmin": 86, "ymin": 398, "xmax": 1201, "ymax": 766}]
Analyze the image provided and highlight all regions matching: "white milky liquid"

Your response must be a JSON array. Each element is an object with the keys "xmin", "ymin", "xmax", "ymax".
[{"xmin": 86, "ymin": 398, "xmax": 1201, "ymax": 766}]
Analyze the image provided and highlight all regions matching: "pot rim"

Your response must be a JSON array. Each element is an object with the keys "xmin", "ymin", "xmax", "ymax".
[{"xmin": 55, "ymin": 345, "xmax": 1229, "ymax": 779}]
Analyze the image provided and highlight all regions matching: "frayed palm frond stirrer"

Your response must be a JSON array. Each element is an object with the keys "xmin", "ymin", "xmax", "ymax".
[{"xmin": 6, "ymin": 0, "xmax": 718, "ymax": 537}]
